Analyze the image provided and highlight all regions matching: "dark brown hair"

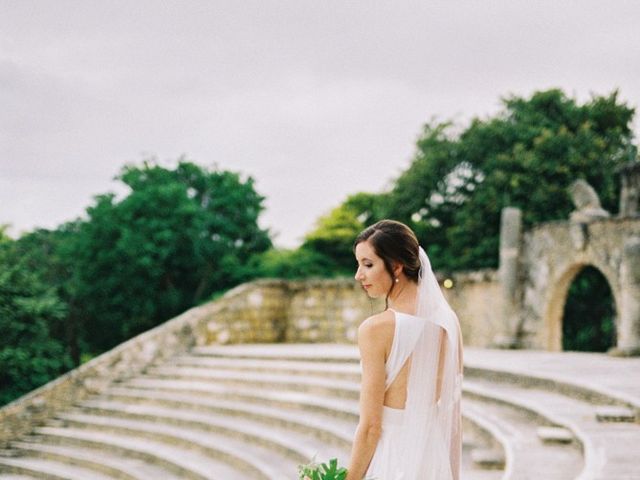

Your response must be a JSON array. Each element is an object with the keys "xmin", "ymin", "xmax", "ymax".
[{"xmin": 353, "ymin": 219, "xmax": 420, "ymax": 308}]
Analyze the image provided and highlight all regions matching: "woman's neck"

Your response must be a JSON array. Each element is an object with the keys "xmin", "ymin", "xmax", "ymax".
[{"xmin": 388, "ymin": 280, "xmax": 418, "ymax": 314}]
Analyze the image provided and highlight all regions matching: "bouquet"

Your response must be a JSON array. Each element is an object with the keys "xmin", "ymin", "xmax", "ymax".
[
  {"xmin": 297, "ymin": 455, "xmax": 377, "ymax": 480},
  {"xmin": 297, "ymin": 456, "xmax": 347, "ymax": 480}
]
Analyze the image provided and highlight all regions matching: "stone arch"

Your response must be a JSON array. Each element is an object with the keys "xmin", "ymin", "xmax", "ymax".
[{"xmin": 543, "ymin": 262, "xmax": 620, "ymax": 352}]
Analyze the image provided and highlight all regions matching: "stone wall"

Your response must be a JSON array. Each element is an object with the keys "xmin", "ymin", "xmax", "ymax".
[
  {"xmin": 204, "ymin": 280, "xmax": 290, "ymax": 344},
  {"xmin": 203, "ymin": 278, "xmax": 384, "ymax": 345},
  {"xmin": 285, "ymin": 278, "xmax": 384, "ymax": 343},
  {"xmin": 445, "ymin": 270, "xmax": 502, "ymax": 347},
  {"xmin": 273, "ymin": 275, "xmax": 498, "ymax": 347}
]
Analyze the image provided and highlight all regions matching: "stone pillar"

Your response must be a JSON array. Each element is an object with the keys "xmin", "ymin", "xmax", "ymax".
[
  {"xmin": 611, "ymin": 237, "xmax": 640, "ymax": 356},
  {"xmin": 618, "ymin": 161, "xmax": 640, "ymax": 217},
  {"xmin": 494, "ymin": 207, "xmax": 522, "ymax": 348}
]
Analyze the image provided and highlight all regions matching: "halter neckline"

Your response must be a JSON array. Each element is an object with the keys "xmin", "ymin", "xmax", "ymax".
[{"xmin": 388, "ymin": 307, "xmax": 420, "ymax": 318}]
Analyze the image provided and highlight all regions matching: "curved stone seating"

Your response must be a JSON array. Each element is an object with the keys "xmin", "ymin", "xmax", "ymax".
[
  {"xmin": 170, "ymin": 349, "xmax": 583, "ymax": 478},
  {"xmin": 37, "ymin": 416, "xmax": 296, "ymax": 479},
  {"xmin": 6, "ymin": 439, "xmax": 181, "ymax": 479},
  {"xmin": 465, "ymin": 370, "xmax": 640, "ymax": 479},
  {"xmin": 81, "ymin": 394, "xmax": 355, "ymax": 448},
  {"xmin": 1, "ymin": 344, "xmax": 638, "ymax": 480},
  {"xmin": 463, "ymin": 390, "xmax": 582, "ymax": 479},
  {"xmin": 0, "ymin": 456, "xmax": 116, "ymax": 480}
]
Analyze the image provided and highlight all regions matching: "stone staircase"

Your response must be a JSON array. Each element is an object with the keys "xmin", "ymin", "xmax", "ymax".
[{"xmin": 1, "ymin": 344, "xmax": 638, "ymax": 480}]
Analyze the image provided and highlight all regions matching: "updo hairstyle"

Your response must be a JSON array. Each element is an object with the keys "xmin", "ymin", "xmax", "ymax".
[{"xmin": 353, "ymin": 219, "xmax": 421, "ymax": 308}]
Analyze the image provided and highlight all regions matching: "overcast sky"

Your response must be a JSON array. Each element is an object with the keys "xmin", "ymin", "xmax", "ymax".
[{"xmin": 2, "ymin": 1, "xmax": 639, "ymax": 247}]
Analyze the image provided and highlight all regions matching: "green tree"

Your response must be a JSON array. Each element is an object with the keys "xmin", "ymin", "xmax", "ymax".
[
  {"xmin": 0, "ymin": 229, "xmax": 74, "ymax": 406},
  {"xmin": 71, "ymin": 159, "xmax": 271, "ymax": 353},
  {"xmin": 8, "ymin": 224, "xmax": 83, "ymax": 365},
  {"xmin": 245, "ymin": 247, "xmax": 336, "ymax": 279},
  {"xmin": 301, "ymin": 202, "xmax": 366, "ymax": 274},
  {"xmin": 341, "ymin": 192, "xmax": 389, "ymax": 227},
  {"xmin": 239, "ymin": 192, "xmax": 389, "ymax": 281},
  {"xmin": 385, "ymin": 89, "xmax": 635, "ymax": 270}
]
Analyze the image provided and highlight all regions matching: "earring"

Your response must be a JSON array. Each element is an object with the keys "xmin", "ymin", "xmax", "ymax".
[{"xmin": 395, "ymin": 277, "xmax": 399, "ymax": 283}]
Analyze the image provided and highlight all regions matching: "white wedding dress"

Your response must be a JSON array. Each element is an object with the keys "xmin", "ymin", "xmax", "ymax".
[{"xmin": 362, "ymin": 247, "xmax": 463, "ymax": 480}]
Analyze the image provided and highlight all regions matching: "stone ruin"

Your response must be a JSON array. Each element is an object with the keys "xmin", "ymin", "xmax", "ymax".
[{"xmin": 495, "ymin": 161, "xmax": 640, "ymax": 356}]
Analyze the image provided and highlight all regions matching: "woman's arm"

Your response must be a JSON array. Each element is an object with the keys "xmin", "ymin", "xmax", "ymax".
[{"xmin": 345, "ymin": 318, "xmax": 387, "ymax": 480}]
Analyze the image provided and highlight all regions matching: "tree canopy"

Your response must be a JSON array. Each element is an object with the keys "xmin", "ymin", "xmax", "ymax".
[
  {"xmin": 0, "ymin": 228, "xmax": 74, "ymax": 405},
  {"xmin": 71, "ymin": 159, "xmax": 272, "ymax": 352}
]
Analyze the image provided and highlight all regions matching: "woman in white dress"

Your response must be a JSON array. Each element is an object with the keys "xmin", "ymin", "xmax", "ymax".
[{"xmin": 346, "ymin": 220, "xmax": 463, "ymax": 480}]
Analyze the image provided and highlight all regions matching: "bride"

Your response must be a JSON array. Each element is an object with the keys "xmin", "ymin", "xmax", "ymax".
[{"xmin": 346, "ymin": 220, "xmax": 463, "ymax": 480}]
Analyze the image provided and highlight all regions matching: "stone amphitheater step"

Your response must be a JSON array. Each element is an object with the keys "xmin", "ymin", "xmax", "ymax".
[
  {"xmin": 190, "ymin": 344, "xmax": 359, "ymax": 363},
  {"xmin": 144, "ymin": 364, "xmax": 361, "ymax": 399},
  {"xmin": 463, "ymin": 348, "xmax": 640, "ymax": 416},
  {"xmin": 536, "ymin": 426, "xmax": 574, "ymax": 444},
  {"xmin": 128, "ymin": 359, "xmax": 501, "ymax": 478},
  {"xmin": 594, "ymin": 406, "xmax": 636, "ymax": 422},
  {"xmin": 6, "ymin": 440, "xmax": 182, "ymax": 480},
  {"xmin": 167, "ymin": 355, "xmax": 361, "ymax": 379},
  {"xmin": 469, "ymin": 448, "xmax": 505, "ymax": 470},
  {"xmin": 70, "ymin": 399, "xmax": 352, "ymax": 461},
  {"xmin": 464, "ymin": 377, "xmax": 640, "ymax": 479},
  {"xmin": 108, "ymin": 380, "xmax": 501, "ymax": 480},
  {"xmin": 35, "ymin": 416, "xmax": 296, "ymax": 480},
  {"xmin": 117, "ymin": 379, "xmax": 361, "ymax": 422},
  {"xmin": 25, "ymin": 424, "xmax": 274, "ymax": 480},
  {"xmin": 79, "ymin": 391, "xmax": 355, "ymax": 448},
  {"xmin": 139, "ymin": 353, "xmax": 506, "ymax": 477},
  {"xmin": 460, "ymin": 403, "xmax": 510, "ymax": 469},
  {"xmin": 147, "ymin": 366, "xmax": 359, "ymax": 399},
  {"xmin": 463, "ymin": 395, "xmax": 583, "ymax": 479},
  {"xmin": 0, "ymin": 475, "xmax": 39, "ymax": 479},
  {"xmin": 138, "ymin": 365, "xmax": 509, "ymax": 465},
  {"xmin": 461, "ymin": 445, "xmax": 503, "ymax": 480},
  {"xmin": 0, "ymin": 456, "xmax": 115, "ymax": 480}
]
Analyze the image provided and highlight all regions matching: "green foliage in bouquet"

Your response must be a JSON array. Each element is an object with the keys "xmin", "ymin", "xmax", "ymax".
[{"xmin": 297, "ymin": 456, "xmax": 347, "ymax": 480}]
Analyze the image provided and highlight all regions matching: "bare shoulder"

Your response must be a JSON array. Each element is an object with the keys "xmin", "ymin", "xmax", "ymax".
[
  {"xmin": 358, "ymin": 310, "xmax": 396, "ymax": 351},
  {"xmin": 359, "ymin": 309, "xmax": 394, "ymax": 332}
]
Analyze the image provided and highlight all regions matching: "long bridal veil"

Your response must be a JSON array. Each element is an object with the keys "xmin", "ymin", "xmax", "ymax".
[{"xmin": 399, "ymin": 246, "xmax": 463, "ymax": 479}]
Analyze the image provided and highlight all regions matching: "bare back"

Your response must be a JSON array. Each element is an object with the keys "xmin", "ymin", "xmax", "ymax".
[{"xmin": 384, "ymin": 353, "xmax": 412, "ymax": 409}]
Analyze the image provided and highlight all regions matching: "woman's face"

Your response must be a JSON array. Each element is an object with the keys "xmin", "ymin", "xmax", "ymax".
[{"xmin": 354, "ymin": 240, "xmax": 393, "ymax": 298}]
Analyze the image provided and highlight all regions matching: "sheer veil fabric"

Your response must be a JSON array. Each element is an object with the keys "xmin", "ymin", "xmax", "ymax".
[{"xmin": 367, "ymin": 246, "xmax": 463, "ymax": 480}]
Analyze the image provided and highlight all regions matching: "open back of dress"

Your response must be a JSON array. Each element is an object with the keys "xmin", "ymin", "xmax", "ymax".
[{"xmin": 383, "ymin": 309, "xmax": 423, "ymax": 391}]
